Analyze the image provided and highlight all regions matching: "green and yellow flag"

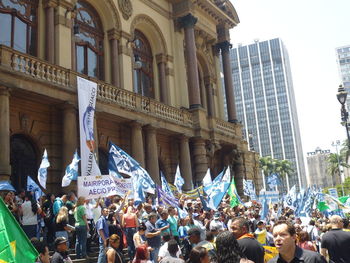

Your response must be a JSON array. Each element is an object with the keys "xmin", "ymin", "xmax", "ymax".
[
  {"xmin": 0, "ymin": 198, "xmax": 38, "ymax": 263},
  {"xmin": 227, "ymin": 177, "xmax": 242, "ymax": 208}
]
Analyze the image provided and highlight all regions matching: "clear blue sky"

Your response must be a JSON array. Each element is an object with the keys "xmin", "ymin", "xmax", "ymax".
[{"xmin": 229, "ymin": 0, "xmax": 350, "ymax": 154}]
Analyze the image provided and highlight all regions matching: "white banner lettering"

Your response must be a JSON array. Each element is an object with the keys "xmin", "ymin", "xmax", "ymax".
[
  {"xmin": 113, "ymin": 178, "xmax": 134, "ymax": 199},
  {"xmin": 77, "ymin": 76, "xmax": 101, "ymax": 177}
]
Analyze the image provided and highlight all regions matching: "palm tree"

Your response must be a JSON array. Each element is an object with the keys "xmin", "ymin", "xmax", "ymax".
[
  {"xmin": 275, "ymin": 159, "xmax": 294, "ymax": 192},
  {"xmin": 327, "ymin": 153, "xmax": 349, "ymax": 186},
  {"xmin": 340, "ymin": 139, "xmax": 350, "ymax": 163}
]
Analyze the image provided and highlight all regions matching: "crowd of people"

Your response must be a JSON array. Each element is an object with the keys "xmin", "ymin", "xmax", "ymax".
[{"xmin": 2, "ymin": 188, "xmax": 350, "ymax": 263}]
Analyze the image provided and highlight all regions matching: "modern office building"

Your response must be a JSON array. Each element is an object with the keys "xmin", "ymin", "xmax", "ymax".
[
  {"xmin": 227, "ymin": 38, "xmax": 306, "ymax": 191},
  {"xmin": 336, "ymin": 45, "xmax": 350, "ymax": 111},
  {"xmin": 307, "ymin": 148, "xmax": 337, "ymax": 189}
]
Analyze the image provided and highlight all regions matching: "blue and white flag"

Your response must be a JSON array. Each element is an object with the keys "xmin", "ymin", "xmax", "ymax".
[
  {"xmin": 283, "ymin": 185, "xmax": 298, "ymax": 210},
  {"xmin": 27, "ymin": 176, "xmax": 45, "ymax": 201},
  {"xmin": 260, "ymin": 193, "xmax": 269, "ymax": 221},
  {"xmin": 108, "ymin": 142, "xmax": 155, "ymax": 205},
  {"xmin": 62, "ymin": 150, "xmax": 80, "ymax": 187},
  {"xmin": 328, "ymin": 188, "xmax": 338, "ymax": 199},
  {"xmin": 243, "ymin": 179, "xmax": 257, "ymax": 200},
  {"xmin": 267, "ymin": 173, "xmax": 281, "ymax": 190},
  {"xmin": 197, "ymin": 188, "xmax": 210, "ymax": 211},
  {"xmin": 296, "ymin": 187, "xmax": 315, "ymax": 217},
  {"xmin": 177, "ymin": 207, "xmax": 188, "ymax": 219},
  {"xmin": 160, "ymin": 171, "xmax": 174, "ymax": 197},
  {"xmin": 108, "ymin": 144, "xmax": 124, "ymax": 179},
  {"xmin": 212, "ymin": 169, "xmax": 224, "ymax": 184},
  {"xmin": 202, "ymin": 168, "xmax": 212, "ymax": 188},
  {"xmin": 206, "ymin": 167, "xmax": 231, "ymax": 210},
  {"xmin": 174, "ymin": 165, "xmax": 184, "ymax": 193},
  {"xmin": 0, "ymin": 181, "xmax": 15, "ymax": 191},
  {"xmin": 37, "ymin": 149, "xmax": 50, "ymax": 189},
  {"xmin": 157, "ymin": 185, "xmax": 178, "ymax": 208}
]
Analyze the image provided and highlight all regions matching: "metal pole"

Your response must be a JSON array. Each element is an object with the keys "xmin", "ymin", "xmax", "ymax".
[{"xmin": 334, "ymin": 142, "xmax": 345, "ymax": 196}]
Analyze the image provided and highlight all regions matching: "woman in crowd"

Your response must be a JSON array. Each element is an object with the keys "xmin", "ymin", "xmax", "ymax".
[
  {"xmin": 133, "ymin": 223, "xmax": 147, "ymax": 248},
  {"xmin": 21, "ymin": 192, "xmax": 41, "ymax": 239},
  {"xmin": 215, "ymin": 231, "xmax": 253, "ymax": 263},
  {"xmin": 108, "ymin": 206, "xmax": 125, "ymax": 251},
  {"xmin": 3, "ymin": 191, "xmax": 19, "ymax": 221},
  {"xmin": 55, "ymin": 206, "xmax": 74, "ymax": 247},
  {"xmin": 133, "ymin": 245, "xmax": 152, "ymax": 263},
  {"xmin": 187, "ymin": 247, "xmax": 210, "ymax": 263},
  {"xmin": 106, "ymin": 234, "xmax": 125, "ymax": 263},
  {"xmin": 122, "ymin": 205, "xmax": 139, "ymax": 260},
  {"xmin": 297, "ymin": 231, "xmax": 317, "ymax": 251},
  {"xmin": 74, "ymin": 196, "xmax": 89, "ymax": 259}
]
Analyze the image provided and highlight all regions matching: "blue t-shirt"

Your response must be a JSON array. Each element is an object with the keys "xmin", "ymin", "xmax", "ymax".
[
  {"xmin": 178, "ymin": 226, "xmax": 188, "ymax": 239},
  {"xmin": 53, "ymin": 198, "xmax": 63, "ymax": 216},
  {"xmin": 96, "ymin": 216, "xmax": 109, "ymax": 244},
  {"xmin": 156, "ymin": 219, "xmax": 170, "ymax": 235}
]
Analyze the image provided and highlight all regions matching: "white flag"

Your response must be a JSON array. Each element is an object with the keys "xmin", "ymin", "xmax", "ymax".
[
  {"xmin": 203, "ymin": 168, "xmax": 212, "ymax": 188},
  {"xmin": 37, "ymin": 149, "xmax": 50, "ymax": 189},
  {"xmin": 62, "ymin": 150, "xmax": 80, "ymax": 187}
]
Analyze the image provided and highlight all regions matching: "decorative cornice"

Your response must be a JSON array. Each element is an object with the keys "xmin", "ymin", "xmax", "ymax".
[
  {"xmin": 178, "ymin": 13, "xmax": 197, "ymax": 29},
  {"xmin": 139, "ymin": 0, "xmax": 172, "ymax": 19},
  {"xmin": 118, "ymin": 0, "xmax": 133, "ymax": 20},
  {"xmin": 216, "ymin": 41, "xmax": 232, "ymax": 52},
  {"xmin": 156, "ymin": 53, "xmax": 167, "ymax": 64},
  {"xmin": 107, "ymin": 29, "xmax": 121, "ymax": 41},
  {"xmin": 43, "ymin": 0, "xmax": 58, "ymax": 9}
]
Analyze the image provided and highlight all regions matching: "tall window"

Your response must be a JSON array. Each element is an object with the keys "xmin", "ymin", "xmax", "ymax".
[
  {"xmin": 0, "ymin": 0, "xmax": 38, "ymax": 55},
  {"xmin": 133, "ymin": 30, "xmax": 154, "ymax": 98},
  {"xmin": 75, "ymin": 1, "xmax": 104, "ymax": 79}
]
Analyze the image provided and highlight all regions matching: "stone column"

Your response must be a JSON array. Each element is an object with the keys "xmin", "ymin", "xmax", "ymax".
[
  {"xmin": 234, "ymin": 162, "xmax": 245, "ymax": 197},
  {"xmin": 45, "ymin": 3, "xmax": 55, "ymax": 63},
  {"xmin": 62, "ymin": 102, "xmax": 77, "ymax": 190},
  {"xmin": 108, "ymin": 29, "xmax": 121, "ymax": 87},
  {"xmin": 156, "ymin": 54, "xmax": 168, "ymax": 104},
  {"xmin": 192, "ymin": 138, "xmax": 208, "ymax": 185},
  {"xmin": 0, "ymin": 87, "xmax": 11, "ymax": 181},
  {"xmin": 145, "ymin": 126, "xmax": 160, "ymax": 185},
  {"xmin": 179, "ymin": 14, "xmax": 201, "ymax": 108},
  {"xmin": 179, "ymin": 136, "xmax": 192, "ymax": 190},
  {"xmin": 131, "ymin": 121, "xmax": 145, "ymax": 167},
  {"xmin": 217, "ymin": 41, "xmax": 237, "ymax": 122},
  {"xmin": 204, "ymin": 76, "xmax": 215, "ymax": 117}
]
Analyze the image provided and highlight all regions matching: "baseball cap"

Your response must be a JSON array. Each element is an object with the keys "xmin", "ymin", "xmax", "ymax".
[{"xmin": 54, "ymin": 237, "xmax": 67, "ymax": 247}]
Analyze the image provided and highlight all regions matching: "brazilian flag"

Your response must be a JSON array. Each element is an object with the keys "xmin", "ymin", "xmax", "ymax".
[
  {"xmin": 0, "ymin": 197, "xmax": 38, "ymax": 262},
  {"xmin": 227, "ymin": 177, "xmax": 242, "ymax": 208}
]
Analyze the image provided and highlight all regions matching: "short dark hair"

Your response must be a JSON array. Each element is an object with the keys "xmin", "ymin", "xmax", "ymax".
[
  {"xmin": 148, "ymin": 212, "xmax": 157, "ymax": 220},
  {"xmin": 162, "ymin": 232, "xmax": 171, "ymax": 242},
  {"xmin": 232, "ymin": 217, "xmax": 249, "ymax": 232},
  {"xmin": 138, "ymin": 223, "xmax": 147, "ymax": 231},
  {"xmin": 188, "ymin": 227, "xmax": 201, "ymax": 237},
  {"xmin": 31, "ymin": 239, "xmax": 47, "ymax": 255},
  {"xmin": 272, "ymin": 220, "xmax": 296, "ymax": 236},
  {"xmin": 167, "ymin": 240, "xmax": 178, "ymax": 255}
]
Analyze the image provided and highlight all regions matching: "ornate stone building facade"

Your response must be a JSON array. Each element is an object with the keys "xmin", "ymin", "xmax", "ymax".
[{"xmin": 0, "ymin": 0, "xmax": 259, "ymax": 195}]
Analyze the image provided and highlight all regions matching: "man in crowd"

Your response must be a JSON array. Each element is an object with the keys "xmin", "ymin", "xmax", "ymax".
[
  {"xmin": 182, "ymin": 227, "xmax": 202, "ymax": 260},
  {"xmin": 146, "ymin": 212, "xmax": 162, "ymax": 263},
  {"xmin": 269, "ymin": 220, "xmax": 326, "ymax": 263},
  {"xmin": 51, "ymin": 237, "xmax": 73, "ymax": 263},
  {"xmin": 31, "ymin": 239, "xmax": 50, "ymax": 263},
  {"xmin": 321, "ymin": 215, "xmax": 350, "ymax": 262},
  {"xmin": 96, "ymin": 208, "xmax": 109, "ymax": 263},
  {"xmin": 230, "ymin": 217, "xmax": 264, "ymax": 263},
  {"xmin": 156, "ymin": 210, "xmax": 170, "ymax": 239}
]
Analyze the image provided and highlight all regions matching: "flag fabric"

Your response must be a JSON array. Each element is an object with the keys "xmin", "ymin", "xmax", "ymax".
[
  {"xmin": 37, "ymin": 149, "xmax": 50, "ymax": 189},
  {"xmin": 0, "ymin": 197, "xmax": 38, "ymax": 262},
  {"xmin": 296, "ymin": 187, "xmax": 315, "ymax": 217},
  {"xmin": 243, "ymin": 179, "xmax": 257, "ymax": 200},
  {"xmin": 260, "ymin": 193, "xmax": 269, "ymax": 221},
  {"xmin": 62, "ymin": 150, "xmax": 80, "ymax": 187},
  {"xmin": 328, "ymin": 188, "xmax": 339, "ymax": 199},
  {"xmin": 27, "ymin": 176, "xmax": 45, "ymax": 202},
  {"xmin": 197, "ymin": 188, "xmax": 210, "ymax": 211},
  {"xmin": 0, "ymin": 181, "xmax": 15, "ymax": 192},
  {"xmin": 108, "ymin": 142, "xmax": 155, "ymax": 205},
  {"xmin": 174, "ymin": 165, "xmax": 184, "ymax": 193},
  {"xmin": 169, "ymin": 184, "xmax": 205, "ymax": 200},
  {"xmin": 156, "ymin": 185, "xmax": 178, "ymax": 208},
  {"xmin": 283, "ymin": 185, "xmax": 298, "ymax": 210},
  {"xmin": 160, "ymin": 171, "xmax": 174, "ymax": 197},
  {"xmin": 207, "ymin": 167, "xmax": 231, "ymax": 210},
  {"xmin": 227, "ymin": 173, "xmax": 243, "ymax": 208},
  {"xmin": 177, "ymin": 207, "xmax": 188, "ymax": 219},
  {"xmin": 108, "ymin": 144, "xmax": 123, "ymax": 179},
  {"xmin": 202, "ymin": 169, "xmax": 212, "ymax": 188},
  {"xmin": 212, "ymin": 169, "xmax": 224, "ymax": 184},
  {"xmin": 267, "ymin": 173, "xmax": 281, "ymax": 190}
]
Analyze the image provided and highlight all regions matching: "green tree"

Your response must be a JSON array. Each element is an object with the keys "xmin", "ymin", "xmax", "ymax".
[
  {"xmin": 275, "ymin": 159, "xmax": 294, "ymax": 191},
  {"xmin": 326, "ymin": 153, "xmax": 349, "ymax": 188},
  {"xmin": 259, "ymin": 156, "xmax": 275, "ymax": 178}
]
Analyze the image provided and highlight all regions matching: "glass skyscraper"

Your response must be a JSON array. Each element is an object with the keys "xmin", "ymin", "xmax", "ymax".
[
  {"xmin": 226, "ymin": 38, "xmax": 306, "ymax": 191},
  {"xmin": 336, "ymin": 45, "xmax": 350, "ymax": 111}
]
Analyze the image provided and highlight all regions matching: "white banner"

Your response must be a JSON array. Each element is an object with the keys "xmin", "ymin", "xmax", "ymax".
[
  {"xmin": 77, "ymin": 76, "xmax": 101, "ymax": 177},
  {"xmin": 259, "ymin": 190, "xmax": 280, "ymax": 204},
  {"xmin": 328, "ymin": 188, "xmax": 339, "ymax": 199},
  {"xmin": 78, "ymin": 175, "xmax": 118, "ymax": 199},
  {"xmin": 113, "ymin": 178, "xmax": 134, "ymax": 199}
]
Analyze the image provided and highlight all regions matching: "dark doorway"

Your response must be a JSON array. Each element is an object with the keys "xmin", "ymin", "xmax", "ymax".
[
  {"xmin": 10, "ymin": 134, "xmax": 38, "ymax": 191},
  {"xmin": 98, "ymin": 148, "xmax": 108, "ymax": 175}
]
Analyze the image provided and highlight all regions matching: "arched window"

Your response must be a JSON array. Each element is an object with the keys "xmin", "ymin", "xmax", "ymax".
[
  {"xmin": 0, "ymin": 0, "xmax": 38, "ymax": 55},
  {"xmin": 75, "ymin": 1, "xmax": 104, "ymax": 79},
  {"xmin": 133, "ymin": 30, "xmax": 154, "ymax": 98},
  {"xmin": 10, "ymin": 134, "xmax": 38, "ymax": 190}
]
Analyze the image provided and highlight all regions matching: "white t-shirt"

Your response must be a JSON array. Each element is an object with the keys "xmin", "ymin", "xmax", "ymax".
[
  {"xmin": 158, "ymin": 242, "xmax": 181, "ymax": 259},
  {"xmin": 159, "ymin": 256, "xmax": 184, "ymax": 263},
  {"xmin": 21, "ymin": 200, "xmax": 38, "ymax": 225}
]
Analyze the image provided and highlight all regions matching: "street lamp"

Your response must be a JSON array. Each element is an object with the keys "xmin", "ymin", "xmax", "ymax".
[{"xmin": 337, "ymin": 85, "xmax": 350, "ymax": 146}]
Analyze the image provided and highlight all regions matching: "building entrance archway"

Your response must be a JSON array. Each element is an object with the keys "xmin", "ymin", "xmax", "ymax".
[{"xmin": 10, "ymin": 134, "xmax": 38, "ymax": 190}]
